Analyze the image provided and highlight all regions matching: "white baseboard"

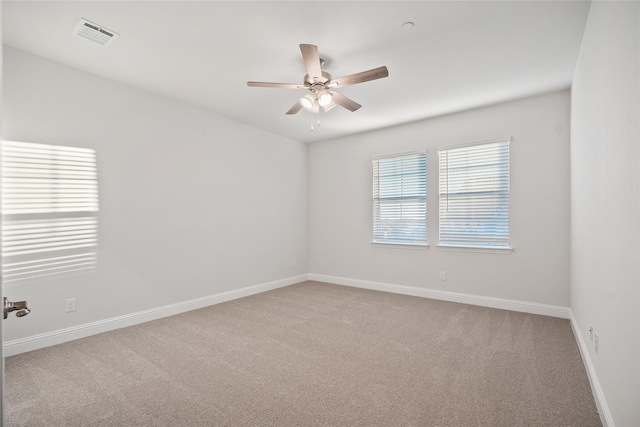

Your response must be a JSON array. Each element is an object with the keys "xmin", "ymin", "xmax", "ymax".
[
  {"xmin": 4, "ymin": 273, "xmax": 572, "ymax": 356},
  {"xmin": 570, "ymin": 312, "xmax": 614, "ymax": 427},
  {"xmin": 3, "ymin": 274, "xmax": 309, "ymax": 357},
  {"xmin": 308, "ymin": 273, "xmax": 571, "ymax": 319}
]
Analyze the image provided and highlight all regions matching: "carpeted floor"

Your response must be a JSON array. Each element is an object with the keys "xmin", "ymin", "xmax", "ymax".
[{"xmin": 5, "ymin": 281, "xmax": 601, "ymax": 426}]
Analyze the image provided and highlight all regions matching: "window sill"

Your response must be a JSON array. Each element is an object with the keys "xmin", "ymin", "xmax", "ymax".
[
  {"xmin": 437, "ymin": 245, "xmax": 513, "ymax": 254},
  {"xmin": 371, "ymin": 241, "xmax": 430, "ymax": 249}
]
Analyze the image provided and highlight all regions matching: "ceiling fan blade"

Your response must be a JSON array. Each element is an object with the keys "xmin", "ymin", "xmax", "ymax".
[
  {"xmin": 286, "ymin": 101, "xmax": 303, "ymax": 115},
  {"xmin": 329, "ymin": 66, "xmax": 389, "ymax": 88},
  {"xmin": 323, "ymin": 100, "xmax": 337, "ymax": 112},
  {"xmin": 330, "ymin": 91, "xmax": 361, "ymax": 112},
  {"xmin": 247, "ymin": 81, "xmax": 305, "ymax": 89},
  {"xmin": 300, "ymin": 44, "xmax": 323, "ymax": 82}
]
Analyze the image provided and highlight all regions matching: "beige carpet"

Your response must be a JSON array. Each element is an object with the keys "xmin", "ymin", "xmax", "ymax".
[{"xmin": 5, "ymin": 281, "xmax": 601, "ymax": 426}]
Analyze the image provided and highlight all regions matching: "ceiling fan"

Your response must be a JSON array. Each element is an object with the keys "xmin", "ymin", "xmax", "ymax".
[{"xmin": 247, "ymin": 44, "xmax": 389, "ymax": 115}]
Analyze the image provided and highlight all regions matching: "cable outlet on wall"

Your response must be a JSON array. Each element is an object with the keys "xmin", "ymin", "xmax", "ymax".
[
  {"xmin": 65, "ymin": 298, "xmax": 77, "ymax": 313},
  {"xmin": 439, "ymin": 271, "xmax": 446, "ymax": 281}
]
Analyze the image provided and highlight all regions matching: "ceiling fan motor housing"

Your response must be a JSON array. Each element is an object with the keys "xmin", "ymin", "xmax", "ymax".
[{"xmin": 304, "ymin": 70, "xmax": 332, "ymax": 86}]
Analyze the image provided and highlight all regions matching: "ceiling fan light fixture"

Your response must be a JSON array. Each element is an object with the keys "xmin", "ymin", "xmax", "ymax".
[
  {"xmin": 300, "ymin": 96, "xmax": 313, "ymax": 110},
  {"xmin": 317, "ymin": 91, "xmax": 332, "ymax": 107}
]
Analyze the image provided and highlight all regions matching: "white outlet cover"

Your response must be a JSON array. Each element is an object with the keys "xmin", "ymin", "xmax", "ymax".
[{"xmin": 65, "ymin": 298, "xmax": 77, "ymax": 312}]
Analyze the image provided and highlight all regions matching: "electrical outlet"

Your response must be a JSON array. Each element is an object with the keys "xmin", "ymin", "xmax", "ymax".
[
  {"xmin": 292, "ymin": 260, "xmax": 297, "ymax": 270},
  {"xmin": 65, "ymin": 298, "xmax": 76, "ymax": 313},
  {"xmin": 589, "ymin": 324, "xmax": 594, "ymax": 341},
  {"xmin": 439, "ymin": 271, "xmax": 446, "ymax": 281},
  {"xmin": 594, "ymin": 333, "xmax": 599, "ymax": 353}
]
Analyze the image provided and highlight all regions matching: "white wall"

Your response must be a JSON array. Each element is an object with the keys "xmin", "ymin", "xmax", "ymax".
[
  {"xmin": 309, "ymin": 91, "xmax": 571, "ymax": 307},
  {"xmin": 570, "ymin": 2, "xmax": 640, "ymax": 426},
  {"xmin": 2, "ymin": 46, "xmax": 308, "ymax": 342}
]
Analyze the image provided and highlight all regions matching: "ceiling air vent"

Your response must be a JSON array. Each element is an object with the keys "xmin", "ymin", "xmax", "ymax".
[{"xmin": 72, "ymin": 18, "xmax": 119, "ymax": 47}]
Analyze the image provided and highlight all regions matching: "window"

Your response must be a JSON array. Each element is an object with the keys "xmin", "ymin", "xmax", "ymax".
[
  {"xmin": 2, "ymin": 140, "xmax": 99, "ymax": 284},
  {"xmin": 438, "ymin": 138, "xmax": 510, "ymax": 249},
  {"xmin": 372, "ymin": 152, "xmax": 427, "ymax": 245}
]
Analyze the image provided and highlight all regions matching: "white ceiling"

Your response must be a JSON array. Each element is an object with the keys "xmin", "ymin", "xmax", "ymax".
[{"xmin": 2, "ymin": 1, "xmax": 591, "ymax": 144}]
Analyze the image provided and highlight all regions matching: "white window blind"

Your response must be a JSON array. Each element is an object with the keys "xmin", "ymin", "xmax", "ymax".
[
  {"xmin": 2, "ymin": 140, "xmax": 99, "ymax": 285},
  {"xmin": 438, "ymin": 139, "xmax": 510, "ymax": 248},
  {"xmin": 373, "ymin": 152, "xmax": 426, "ymax": 245}
]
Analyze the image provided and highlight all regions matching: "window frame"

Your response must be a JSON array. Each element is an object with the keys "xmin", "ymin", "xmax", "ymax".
[
  {"xmin": 437, "ymin": 138, "xmax": 512, "ymax": 253},
  {"xmin": 371, "ymin": 150, "xmax": 428, "ymax": 247}
]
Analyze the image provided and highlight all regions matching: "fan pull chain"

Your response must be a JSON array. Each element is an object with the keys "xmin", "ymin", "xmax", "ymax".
[{"xmin": 310, "ymin": 103, "xmax": 321, "ymax": 131}]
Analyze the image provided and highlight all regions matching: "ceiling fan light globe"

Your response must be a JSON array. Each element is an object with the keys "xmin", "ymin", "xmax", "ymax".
[
  {"xmin": 300, "ymin": 97, "xmax": 313, "ymax": 110},
  {"xmin": 318, "ymin": 92, "xmax": 332, "ymax": 107}
]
